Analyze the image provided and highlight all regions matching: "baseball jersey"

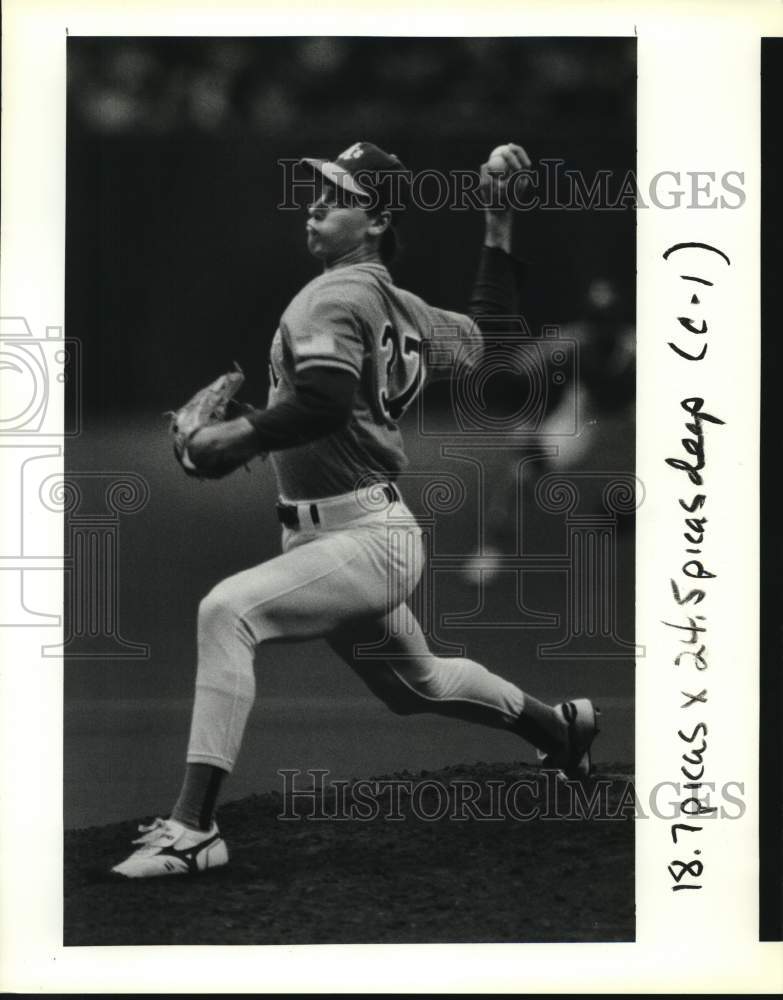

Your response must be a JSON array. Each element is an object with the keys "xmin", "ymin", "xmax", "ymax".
[{"xmin": 267, "ymin": 262, "xmax": 483, "ymax": 500}]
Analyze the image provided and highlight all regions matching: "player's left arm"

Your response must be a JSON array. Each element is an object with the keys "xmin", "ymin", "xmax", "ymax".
[
  {"xmin": 189, "ymin": 291, "xmax": 364, "ymax": 473},
  {"xmin": 188, "ymin": 366, "xmax": 357, "ymax": 472}
]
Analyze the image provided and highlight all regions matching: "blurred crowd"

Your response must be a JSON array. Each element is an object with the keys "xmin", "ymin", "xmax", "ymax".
[{"xmin": 69, "ymin": 37, "xmax": 635, "ymax": 139}]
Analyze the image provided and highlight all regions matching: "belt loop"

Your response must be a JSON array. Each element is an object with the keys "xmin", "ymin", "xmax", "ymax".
[
  {"xmin": 276, "ymin": 502, "xmax": 300, "ymax": 528},
  {"xmin": 309, "ymin": 503, "xmax": 321, "ymax": 526}
]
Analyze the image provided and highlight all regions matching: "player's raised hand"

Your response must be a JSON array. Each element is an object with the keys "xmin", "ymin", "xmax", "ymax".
[
  {"xmin": 479, "ymin": 142, "xmax": 532, "ymax": 251},
  {"xmin": 488, "ymin": 142, "xmax": 531, "ymax": 175},
  {"xmin": 479, "ymin": 142, "xmax": 533, "ymax": 213}
]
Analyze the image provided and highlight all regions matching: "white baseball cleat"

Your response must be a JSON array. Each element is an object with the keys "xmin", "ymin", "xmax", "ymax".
[
  {"xmin": 539, "ymin": 698, "xmax": 601, "ymax": 780},
  {"xmin": 110, "ymin": 817, "xmax": 229, "ymax": 879}
]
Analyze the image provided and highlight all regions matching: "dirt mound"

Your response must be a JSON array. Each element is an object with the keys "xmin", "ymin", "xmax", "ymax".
[{"xmin": 65, "ymin": 761, "xmax": 635, "ymax": 945}]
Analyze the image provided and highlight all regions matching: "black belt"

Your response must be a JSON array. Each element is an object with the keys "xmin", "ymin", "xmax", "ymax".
[{"xmin": 276, "ymin": 483, "xmax": 399, "ymax": 528}]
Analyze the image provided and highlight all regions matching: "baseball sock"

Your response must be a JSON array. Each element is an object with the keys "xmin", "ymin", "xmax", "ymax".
[
  {"xmin": 171, "ymin": 763, "xmax": 227, "ymax": 832},
  {"xmin": 512, "ymin": 694, "xmax": 569, "ymax": 756}
]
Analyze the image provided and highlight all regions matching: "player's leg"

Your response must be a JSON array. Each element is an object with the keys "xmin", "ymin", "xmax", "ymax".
[
  {"xmin": 112, "ymin": 528, "xmax": 403, "ymax": 878},
  {"xmin": 461, "ymin": 449, "xmax": 523, "ymax": 584},
  {"xmin": 327, "ymin": 603, "xmax": 594, "ymax": 763},
  {"xmin": 184, "ymin": 525, "xmax": 420, "ymax": 773}
]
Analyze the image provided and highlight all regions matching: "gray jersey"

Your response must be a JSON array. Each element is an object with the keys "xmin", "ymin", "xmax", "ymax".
[{"xmin": 267, "ymin": 262, "xmax": 483, "ymax": 499}]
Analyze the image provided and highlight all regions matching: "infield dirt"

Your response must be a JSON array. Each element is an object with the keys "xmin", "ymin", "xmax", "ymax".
[{"xmin": 65, "ymin": 760, "xmax": 634, "ymax": 946}]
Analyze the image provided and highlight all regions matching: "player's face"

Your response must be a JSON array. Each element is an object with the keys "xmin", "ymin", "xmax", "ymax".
[{"xmin": 306, "ymin": 182, "xmax": 376, "ymax": 263}]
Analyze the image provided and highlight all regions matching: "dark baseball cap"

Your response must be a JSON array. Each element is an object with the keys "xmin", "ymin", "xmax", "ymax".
[{"xmin": 301, "ymin": 141, "xmax": 410, "ymax": 214}]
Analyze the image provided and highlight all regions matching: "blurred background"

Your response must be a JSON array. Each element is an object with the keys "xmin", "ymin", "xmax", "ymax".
[
  {"xmin": 65, "ymin": 37, "xmax": 636, "ymax": 828},
  {"xmin": 67, "ymin": 36, "xmax": 635, "ymax": 411}
]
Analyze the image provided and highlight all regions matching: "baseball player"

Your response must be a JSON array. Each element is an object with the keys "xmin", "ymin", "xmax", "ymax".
[
  {"xmin": 111, "ymin": 141, "xmax": 599, "ymax": 878},
  {"xmin": 462, "ymin": 276, "xmax": 636, "ymax": 584}
]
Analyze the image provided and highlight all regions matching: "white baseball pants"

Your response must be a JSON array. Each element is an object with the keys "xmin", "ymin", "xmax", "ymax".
[{"xmin": 186, "ymin": 490, "xmax": 526, "ymax": 771}]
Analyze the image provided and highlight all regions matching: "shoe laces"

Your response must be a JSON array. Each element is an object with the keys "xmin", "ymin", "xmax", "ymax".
[{"xmin": 132, "ymin": 817, "xmax": 178, "ymax": 848}]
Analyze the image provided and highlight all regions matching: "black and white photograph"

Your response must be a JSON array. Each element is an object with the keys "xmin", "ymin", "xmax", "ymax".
[
  {"xmin": 0, "ymin": 0, "xmax": 780, "ymax": 993},
  {"xmin": 62, "ymin": 34, "xmax": 636, "ymax": 946}
]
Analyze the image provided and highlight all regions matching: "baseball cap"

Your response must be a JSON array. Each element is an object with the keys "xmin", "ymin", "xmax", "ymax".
[{"xmin": 301, "ymin": 141, "xmax": 410, "ymax": 214}]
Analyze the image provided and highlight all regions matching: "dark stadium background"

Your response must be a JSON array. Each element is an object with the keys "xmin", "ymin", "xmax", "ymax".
[{"xmin": 64, "ymin": 37, "xmax": 636, "ymax": 829}]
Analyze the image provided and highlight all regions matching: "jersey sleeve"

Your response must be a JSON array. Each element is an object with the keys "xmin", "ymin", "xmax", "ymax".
[
  {"xmin": 282, "ymin": 293, "xmax": 365, "ymax": 378},
  {"xmin": 420, "ymin": 307, "xmax": 484, "ymax": 383}
]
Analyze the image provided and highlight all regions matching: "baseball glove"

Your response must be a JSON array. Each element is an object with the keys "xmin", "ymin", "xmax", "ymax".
[{"xmin": 168, "ymin": 363, "xmax": 250, "ymax": 479}]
